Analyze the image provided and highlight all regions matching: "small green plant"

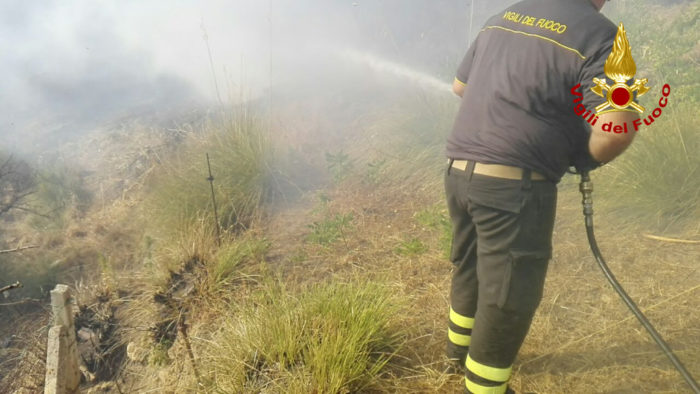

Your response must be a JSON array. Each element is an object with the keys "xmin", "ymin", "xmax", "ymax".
[
  {"xmin": 325, "ymin": 151, "xmax": 353, "ymax": 183},
  {"xmin": 311, "ymin": 192, "xmax": 332, "ymax": 215},
  {"xmin": 148, "ymin": 340, "xmax": 172, "ymax": 367},
  {"xmin": 289, "ymin": 248, "xmax": 308, "ymax": 264},
  {"xmin": 416, "ymin": 205, "xmax": 453, "ymax": 257},
  {"xmin": 365, "ymin": 159, "xmax": 387, "ymax": 184},
  {"xmin": 307, "ymin": 213, "xmax": 354, "ymax": 246},
  {"xmin": 318, "ymin": 192, "xmax": 331, "ymax": 204},
  {"xmin": 395, "ymin": 238, "xmax": 428, "ymax": 256}
]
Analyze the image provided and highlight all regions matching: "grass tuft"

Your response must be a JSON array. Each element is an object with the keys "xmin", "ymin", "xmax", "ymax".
[
  {"xmin": 307, "ymin": 213, "xmax": 354, "ymax": 246},
  {"xmin": 207, "ymin": 236, "xmax": 269, "ymax": 294},
  {"xmin": 597, "ymin": 103, "xmax": 700, "ymax": 234},
  {"xmin": 395, "ymin": 238, "xmax": 428, "ymax": 256},
  {"xmin": 205, "ymin": 280, "xmax": 405, "ymax": 393},
  {"xmin": 143, "ymin": 110, "xmax": 273, "ymax": 243}
]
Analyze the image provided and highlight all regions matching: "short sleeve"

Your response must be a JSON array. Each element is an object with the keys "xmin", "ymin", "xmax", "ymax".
[
  {"xmin": 455, "ymin": 42, "xmax": 477, "ymax": 85},
  {"xmin": 572, "ymin": 31, "xmax": 617, "ymax": 172},
  {"xmin": 578, "ymin": 39, "xmax": 613, "ymax": 111}
]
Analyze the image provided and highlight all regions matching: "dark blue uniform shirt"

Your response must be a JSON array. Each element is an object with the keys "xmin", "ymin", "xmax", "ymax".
[{"xmin": 446, "ymin": 0, "xmax": 618, "ymax": 182}]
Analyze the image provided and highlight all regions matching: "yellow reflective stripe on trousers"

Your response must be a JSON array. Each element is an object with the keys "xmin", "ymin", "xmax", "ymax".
[
  {"xmin": 465, "ymin": 378, "xmax": 508, "ymax": 394},
  {"xmin": 466, "ymin": 354, "xmax": 512, "ymax": 382},
  {"xmin": 450, "ymin": 307, "xmax": 475, "ymax": 329},
  {"xmin": 448, "ymin": 328, "xmax": 471, "ymax": 346}
]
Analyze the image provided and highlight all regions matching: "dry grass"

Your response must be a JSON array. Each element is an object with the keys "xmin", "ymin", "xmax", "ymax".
[{"xmin": 260, "ymin": 164, "xmax": 699, "ymax": 393}]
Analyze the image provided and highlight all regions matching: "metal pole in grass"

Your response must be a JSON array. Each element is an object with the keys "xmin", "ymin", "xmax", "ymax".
[{"xmin": 206, "ymin": 153, "xmax": 222, "ymax": 246}]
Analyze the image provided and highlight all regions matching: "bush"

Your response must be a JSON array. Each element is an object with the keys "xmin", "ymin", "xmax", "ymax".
[
  {"xmin": 597, "ymin": 103, "xmax": 700, "ymax": 234},
  {"xmin": 205, "ymin": 280, "xmax": 405, "ymax": 393},
  {"xmin": 0, "ymin": 254, "xmax": 57, "ymax": 300},
  {"xmin": 0, "ymin": 153, "xmax": 36, "ymax": 221},
  {"xmin": 32, "ymin": 164, "xmax": 92, "ymax": 228},
  {"xmin": 143, "ymin": 110, "xmax": 273, "ymax": 243}
]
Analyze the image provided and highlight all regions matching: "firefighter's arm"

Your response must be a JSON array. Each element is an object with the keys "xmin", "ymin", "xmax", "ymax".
[
  {"xmin": 588, "ymin": 111, "xmax": 639, "ymax": 163},
  {"xmin": 453, "ymin": 78, "xmax": 466, "ymax": 97}
]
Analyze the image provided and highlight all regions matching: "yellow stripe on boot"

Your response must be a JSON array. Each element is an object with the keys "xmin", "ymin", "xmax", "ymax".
[
  {"xmin": 466, "ymin": 354, "xmax": 512, "ymax": 383},
  {"xmin": 448, "ymin": 328, "xmax": 471, "ymax": 346},
  {"xmin": 450, "ymin": 307, "xmax": 475, "ymax": 329},
  {"xmin": 465, "ymin": 378, "xmax": 508, "ymax": 394}
]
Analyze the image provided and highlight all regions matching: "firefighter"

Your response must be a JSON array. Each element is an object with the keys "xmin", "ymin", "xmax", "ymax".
[{"xmin": 444, "ymin": 0, "xmax": 640, "ymax": 392}]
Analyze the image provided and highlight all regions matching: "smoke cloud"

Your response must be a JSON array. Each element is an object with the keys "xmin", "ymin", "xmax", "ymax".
[{"xmin": 0, "ymin": 0, "xmax": 517, "ymax": 154}]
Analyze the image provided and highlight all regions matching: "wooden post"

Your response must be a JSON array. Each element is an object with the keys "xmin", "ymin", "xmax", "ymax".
[{"xmin": 45, "ymin": 285, "xmax": 80, "ymax": 394}]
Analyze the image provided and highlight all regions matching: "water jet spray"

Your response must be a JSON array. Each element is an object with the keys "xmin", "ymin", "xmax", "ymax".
[{"xmin": 335, "ymin": 48, "xmax": 452, "ymax": 93}]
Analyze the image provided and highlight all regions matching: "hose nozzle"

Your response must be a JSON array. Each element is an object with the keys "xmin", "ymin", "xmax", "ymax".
[{"xmin": 579, "ymin": 171, "xmax": 594, "ymax": 220}]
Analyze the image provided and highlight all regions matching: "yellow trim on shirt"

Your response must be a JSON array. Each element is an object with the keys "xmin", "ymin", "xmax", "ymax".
[
  {"xmin": 481, "ymin": 25, "xmax": 586, "ymax": 60},
  {"xmin": 454, "ymin": 77, "xmax": 467, "ymax": 86}
]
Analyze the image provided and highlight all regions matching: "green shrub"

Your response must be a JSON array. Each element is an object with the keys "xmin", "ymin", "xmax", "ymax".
[
  {"xmin": 0, "ymin": 254, "xmax": 58, "ymax": 300},
  {"xmin": 31, "ymin": 164, "xmax": 92, "ymax": 228},
  {"xmin": 205, "ymin": 280, "xmax": 405, "ymax": 393},
  {"xmin": 143, "ymin": 111, "xmax": 273, "ymax": 242}
]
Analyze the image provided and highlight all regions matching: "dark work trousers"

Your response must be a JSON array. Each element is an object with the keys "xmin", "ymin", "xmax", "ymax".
[{"xmin": 444, "ymin": 160, "xmax": 557, "ymax": 393}]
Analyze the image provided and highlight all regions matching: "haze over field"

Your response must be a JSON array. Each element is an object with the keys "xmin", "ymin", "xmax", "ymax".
[{"xmin": 0, "ymin": 0, "xmax": 520, "ymax": 154}]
